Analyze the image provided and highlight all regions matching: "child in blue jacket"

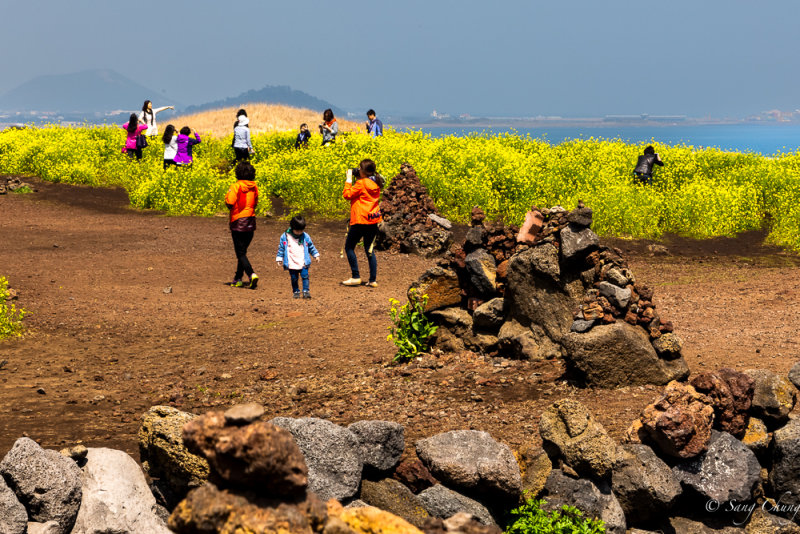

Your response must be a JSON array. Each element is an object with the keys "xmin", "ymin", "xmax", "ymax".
[{"xmin": 275, "ymin": 215, "xmax": 320, "ymax": 299}]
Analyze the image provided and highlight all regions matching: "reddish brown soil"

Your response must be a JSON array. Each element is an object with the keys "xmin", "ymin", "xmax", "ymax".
[{"xmin": 2, "ymin": 177, "xmax": 800, "ymax": 461}]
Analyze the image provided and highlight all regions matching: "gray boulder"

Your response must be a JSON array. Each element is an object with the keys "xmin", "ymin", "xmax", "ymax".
[
  {"xmin": 505, "ymin": 246, "xmax": 575, "ymax": 342},
  {"xmin": 429, "ymin": 307, "xmax": 473, "ymax": 336},
  {"xmin": 359, "ymin": 478, "xmax": 429, "ymax": 528},
  {"xmin": 465, "ymin": 249, "xmax": 497, "ymax": 296},
  {"xmin": 472, "ymin": 298, "xmax": 505, "ymax": 331},
  {"xmin": 0, "ymin": 437, "xmax": 82, "ymax": 534},
  {"xmin": 560, "ymin": 224, "xmax": 599, "ymax": 261},
  {"xmin": 271, "ymin": 417, "xmax": 363, "ymax": 502},
  {"xmin": 611, "ymin": 444, "xmax": 681, "ymax": 522},
  {"xmin": 788, "ymin": 362, "xmax": 800, "ymax": 390},
  {"xmin": 769, "ymin": 418, "xmax": 800, "ymax": 503},
  {"xmin": 418, "ymin": 484, "xmax": 496, "ymax": 526},
  {"xmin": 0, "ymin": 475, "xmax": 27, "ymax": 534},
  {"xmin": 348, "ymin": 420, "xmax": 405, "ymax": 472},
  {"xmin": 562, "ymin": 322, "xmax": 689, "ymax": 388},
  {"xmin": 497, "ymin": 320, "xmax": 547, "ymax": 360},
  {"xmin": 70, "ymin": 448, "xmax": 170, "ymax": 534},
  {"xmin": 416, "ymin": 430, "xmax": 521, "ymax": 502},
  {"xmin": 570, "ymin": 319, "xmax": 595, "ymax": 333},
  {"xmin": 595, "ymin": 281, "xmax": 631, "ymax": 309},
  {"xmin": 605, "ymin": 267, "xmax": 629, "ymax": 287},
  {"xmin": 541, "ymin": 469, "xmax": 626, "ymax": 534},
  {"xmin": 745, "ymin": 369, "xmax": 797, "ymax": 425},
  {"xmin": 672, "ymin": 431, "xmax": 760, "ymax": 504}
]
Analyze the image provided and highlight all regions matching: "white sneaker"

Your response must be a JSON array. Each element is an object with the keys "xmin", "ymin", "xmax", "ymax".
[{"xmin": 341, "ymin": 277, "xmax": 362, "ymax": 286}]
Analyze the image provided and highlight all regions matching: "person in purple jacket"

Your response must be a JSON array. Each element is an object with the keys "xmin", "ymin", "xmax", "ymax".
[
  {"xmin": 174, "ymin": 126, "xmax": 201, "ymax": 166},
  {"xmin": 122, "ymin": 113, "xmax": 148, "ymax": 160}
]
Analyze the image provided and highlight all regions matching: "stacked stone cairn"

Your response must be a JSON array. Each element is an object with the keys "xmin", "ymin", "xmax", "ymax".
[
  {"xmin": 409, "ymin": 203, "xmax": 689, "ymax": 388},
  {"xmin": 375, "ymin": 163, "xmax": 454, "ymax": 257}
]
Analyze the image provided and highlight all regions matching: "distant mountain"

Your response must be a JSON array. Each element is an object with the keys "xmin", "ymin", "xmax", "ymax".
[
  {"xmin": 0, "ymin": 69, "xmax": 181, "ymax": 114},
  {"xmin": 184, "ymin": 85, "xmax": 343, "ymax": 116}
]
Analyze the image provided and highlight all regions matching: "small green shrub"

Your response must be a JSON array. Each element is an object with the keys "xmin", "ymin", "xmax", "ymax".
[
  {"xmin": 0, "ymin": 277, "xmax": 25, "ymax": 339},
  {"xmin": 10, "ymin": 186, "xmax": 32, "ymax": 194},
  {"xmin": 387, "ymin": 290, "xmax": 438, "ymax": 363},
  {"xmin": 505, "ymin": 498, "xmax": 606, "ymax": 534}
]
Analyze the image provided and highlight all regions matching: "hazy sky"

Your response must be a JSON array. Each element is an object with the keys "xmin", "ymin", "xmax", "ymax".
[{"xmin": 2, "ymin": 0, "xmax": 799, "ymax": 117}]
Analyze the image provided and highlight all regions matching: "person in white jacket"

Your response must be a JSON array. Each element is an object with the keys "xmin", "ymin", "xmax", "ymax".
[
  {"xmin": 139, "ymin": 100, "xmax": 174, "ymax": 137},
  {"xmin": 162, "ymin": 124, "xmax": 178, "ymax": 170}
]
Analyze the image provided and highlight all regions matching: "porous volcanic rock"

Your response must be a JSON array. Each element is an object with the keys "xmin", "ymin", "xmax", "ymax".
[
  {"xmin": 182, "ymin": 410, "xmax": 308, "ymax": 496},
  {"xmin": 516, "ymin": 446, "xmax": 552, "ymax": 499},
  {"xmin": 415, "ymin": 430, "xmax": 522, "ymax": 502},
  {"xmin": 744, "ymin": 369, "xmax": 797, "ymax": 425},
  {"xmin": 168, "ymin": 482, "xmax": 328, "ymax": 534},
  {"xmin": 672, "ymin": 431, "xmax": 760, "ymax": 504},
  {"xmin": 70, "ymin": 448, "xmax": 170, "ymax": 534},
  {"xmin": 472, "ymin": 298, "xmax": 505, "ymax": 332},
  {"xmin": 0, "ymin": 475, "xmax": 27, "ymax": 534},
  {"xmin": 539, "ymin": 399, "xmax": 617, "ymax": 479},
  {"xmin": 741, "ymin": 417, "xmax": 771, "ymax": 458},
  {"xmin": 769, "ymin": 418, "xmax": 800, "ymax": 503},
  {"xmin": 271, "ymin": 417, "xmax": 363, "ymax": 502},
  {"xmin": 359, "ymin": 479, "xmax": 429, "ymax": 528},
  {"xmin": 138, "ymin": 406, "xmax": 209, "ymax": 503},
  {"xmin": 611, "ymin": 444, "xmax": 682, "ymax": 522},
  {"xmin": 329, "ymin": 500, "xmax": 424, "ymax": 534},
  {"xmin": 391, "ymin": 456, "xmax": 438, "ymax": 494},
  {"xmin": 418, "ymin": 485, "xmax": 496, "ymax": 526},
  {"xmin": 637, "ymin": 381, "xmax": 715, "ymax": 459},
  {"xmin": 348, "ymin": 421, "xmax": 405, "ymax": 473},
  {"xmin": 540, "ymin": 469, "xmax": 626, "ymax": 534},
  {"xmin": 690, "ymin": 368, "xmax": 754, "ymax": 438},
  {"xmin": 562, "ymin": 323, "xmax": 689, "ymax": 388},
  {"xmin": 408, "ymin": 266, "xmax": 462, "ymax": 313},
  {"xmin": 0, "ymin": 438, "xmax": 82, "ymax": 534},
  {"xmin": 422, "ymin": 513, "xmax": 502, "ymax": 534}
]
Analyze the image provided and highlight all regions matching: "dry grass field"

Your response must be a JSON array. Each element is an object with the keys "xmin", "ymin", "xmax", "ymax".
[{"xmin": 169, "ymin": 103, "xmax": 363, "ymax": 138}]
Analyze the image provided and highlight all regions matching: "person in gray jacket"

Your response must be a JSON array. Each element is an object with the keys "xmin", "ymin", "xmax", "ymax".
[
  {"xmin": 232, "ymin": 109, "xmax": 254, "ymax": 161},
  {"xmin": 319, "ymin": 109, "xmax": 338, "ymax": 146}
]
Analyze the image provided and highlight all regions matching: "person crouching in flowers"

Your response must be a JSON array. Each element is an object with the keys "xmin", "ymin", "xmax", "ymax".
[
  {"xmin": 174, "ymin": 126, "xmax": 201, "ymax": 166},
  {"xmin": 225, "ymin": 162, "xmax": 259, "ymax": 289},
  {"xmin": 121, "ymin": 113, "xmax": 147, "ymax": 160}
]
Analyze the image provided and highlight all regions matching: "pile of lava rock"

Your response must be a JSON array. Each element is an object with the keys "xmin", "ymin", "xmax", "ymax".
[
  {"xmin": 0, "ymin": 176, "xmax": 35, "ymax": 195},
  {"xmin": 375, "ymin": 163, "xmax": 453, "ymax": 257},
  {"xmin": 410, "ymin": 203, "xmax": 689, "ymax": 388}
]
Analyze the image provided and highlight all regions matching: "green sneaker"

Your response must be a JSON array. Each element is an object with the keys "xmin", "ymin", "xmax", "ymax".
[
  {"xmin": 249, "ymin": 274, "xmax": 259, "ymax": 290},
  {"xmin": 230, "ymin": 279, "xmax": 244, "ymax": 288}
]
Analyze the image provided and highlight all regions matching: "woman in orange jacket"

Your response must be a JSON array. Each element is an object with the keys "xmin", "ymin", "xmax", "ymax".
[
  {"xmin": 341, "ymin": 159, "xmax": 384, "ymax": 287},
  {"xmin": 224, "ymin": 162, "xmax": 259, "ymax": 289}
]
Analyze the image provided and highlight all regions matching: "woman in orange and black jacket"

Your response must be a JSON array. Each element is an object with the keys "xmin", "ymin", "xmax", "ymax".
[
  {"xmin": 224, "ymin": 162, "xmax": 259, "ymax": 289},
  {"xmin": 341, "ymin": 159, "xmax": 384, "ymax": 287}
]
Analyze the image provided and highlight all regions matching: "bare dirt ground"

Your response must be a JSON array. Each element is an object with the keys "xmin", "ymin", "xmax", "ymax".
[{"xmin": 2, "ymin": 177, "xmax": 800, "ymax": 461}]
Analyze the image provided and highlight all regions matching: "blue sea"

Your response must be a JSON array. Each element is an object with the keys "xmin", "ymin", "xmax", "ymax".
[{"xmin": 409, "ymin": 123, "xmax": 800, "ymax": 156}]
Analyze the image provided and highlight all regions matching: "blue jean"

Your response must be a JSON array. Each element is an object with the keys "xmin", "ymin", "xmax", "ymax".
[{"xmin": 289, "ymin": 267, "xmax": 309, "ymax": 293}]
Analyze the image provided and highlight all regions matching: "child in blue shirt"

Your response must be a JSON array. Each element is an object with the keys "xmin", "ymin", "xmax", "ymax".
[
  {"xmin": 275, "ymin": 215, "xmax": 320, "ymax": 299},
  {"xmin": 295, "ymin": 124, "xmax": 311, "ymax": 149}
]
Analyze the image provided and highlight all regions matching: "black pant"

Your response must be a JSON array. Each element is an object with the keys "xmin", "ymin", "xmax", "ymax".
[
  {"xmin": 231, "ymin": 231, "xmax": 255, "ymax": 279},
  {"xmin": 234, "ymin": 147, "xmax": 250, "ymax": 161},
  {"xmin": 345, "ymin": 224, "xmax": 378, "ymax": 282},
  {"xmin": 127, "ymin": 148, "xmax": 142, "ymax": 160},
  {"xmin": 164, "ymin": 159, "xmax": 177, "ymax": 170}
]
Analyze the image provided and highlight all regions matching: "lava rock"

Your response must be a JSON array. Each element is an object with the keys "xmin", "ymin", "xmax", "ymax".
[
  {"xmin": 182, "ymin": 411, "xmax": 308, "ymax": 496},
  {"xmin": 540, "ymin": 470, "xmax": 626, "ymax": 534},
  {"xmin": 652, "ymin": 332, "xmax": 683, "ymax": 360},
  {"xmin": 517, "ymin": 446, "xmax": 552, "ymax": 499},
  {"xmin": 741, "ymin": 417, "xmax": 771, "ymax": 458},
  {"xmin": 691, "ymin": 369, "xmax": 754, "ymax": 438},
  {"xmin": 418, "ymin": 485, "xmax": 496, "ymax": 526},
  {"xmin": 472, "ymin": 298, "xmax": 505, "ymax": 331},
  {"xmin": 559, "ymin": 224, "xmax": 599, "ymax": 262},
  {"xmin": 464, "ymin": 249, "xmax": 497, "ymax": 296},
  {"xmin": 0, "ymin": 437, "xmax": 82, "ymax": 534},
  {"xmin": 392, "ymin": 456, "xmax": 438, "ymax": 494},
  {"xmin": 409, "ymin": 267, "xmax": 462, "ymax": 312},
  {"xmin": 611, "ymin": 444, "xmax": 682, "ymax": 522},
  {"xmin": 0, "ymin": 475, "xmax": 27, "ymax": 534},
  {"xmin": 271, "ymin": 417, "xmax": 363, "ymax": 502},
  {"xmin": 562, "ymin": 323, "xmax": 689, "ymax": 388},
  {"xmin": 745, "ymin": 369, "xmax": 797, "ymax": 425},
  {"xmin": 539, "ymin": 399, "xmax": 617, "ymax": 479},
  {"xmin": 223, "ymin": 403, "xmax": 266, "ymax": 425},
  {"xmin": 70, "ymin": 448, "xmax": 170, "ymax": 533},
  {"xmin": 595, "ymin": 281, "xmax": 631, "ymax": 309},
  {"xmin": 415, "ymin": 430, "xmax": 521, "ymax": 503},
  {"xmin": 672, "ymin": 431, "xmax": 760, "ymax": 504},
  {"xmin": 348, "ymin": 420, "xmax": 405, "ymax": 473},
  {"xmin": 769, "ymin": 418, "xmax": 800, "ymax": 504},
  {"xmin": 359, "ymin": 479, "xmax": 429, "ymax": 528}
]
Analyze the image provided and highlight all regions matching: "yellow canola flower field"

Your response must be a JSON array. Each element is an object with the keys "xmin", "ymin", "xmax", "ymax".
[{"xmin": 2, "ymin": 125, "xmax": 800, "ymax": 251}]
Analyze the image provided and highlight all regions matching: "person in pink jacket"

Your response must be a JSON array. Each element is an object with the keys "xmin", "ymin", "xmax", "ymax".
[
  {"xmin": 174, "ymin": 126, "xmax": 201, "ymax": 166},
  {"xmin": 122, "ymin": 113, "xmax": 148, "ymax": 160}
]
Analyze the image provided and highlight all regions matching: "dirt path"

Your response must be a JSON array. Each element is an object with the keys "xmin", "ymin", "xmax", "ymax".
[{"xmin": 2, "ymin": 178, "xmax": 799, "ymax": 460}]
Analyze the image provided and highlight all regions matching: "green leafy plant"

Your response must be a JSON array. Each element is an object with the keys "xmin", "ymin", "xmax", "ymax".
[
  {"xmin": 10, "ymin": 186, "xmax": 32, "ymax": 194},
  {"xmin": 505, "ymin": 498, "xmax": 606, "ymax": 534},
  {"xmin": 387, "ymin": 289, "xmax": 438, "ymax": 363},
  {"xmin": 0, "ymin": 277, "xmax": 26, "ymax": 339}
]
